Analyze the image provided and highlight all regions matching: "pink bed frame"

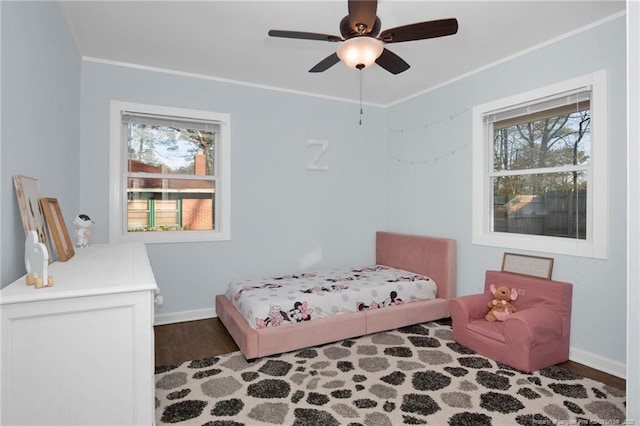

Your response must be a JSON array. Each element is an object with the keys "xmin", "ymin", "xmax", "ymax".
[{"xmin": 215, "ymin": 231, "xmax": 457, "ymax": 359}]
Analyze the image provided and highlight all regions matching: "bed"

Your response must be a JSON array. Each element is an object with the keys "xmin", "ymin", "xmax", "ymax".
[{"xmin": 215, "ymin": 231, "xmax": 456, "ymax": 359}]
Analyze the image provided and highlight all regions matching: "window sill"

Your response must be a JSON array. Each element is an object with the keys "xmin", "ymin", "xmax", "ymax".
[
  {"xmin": 472, "ymin": 232, "xmax": 606, "ymax": 259},
  {"xmin": 118, "ymin": 230, "xmax": 230, "ymax": 244}
]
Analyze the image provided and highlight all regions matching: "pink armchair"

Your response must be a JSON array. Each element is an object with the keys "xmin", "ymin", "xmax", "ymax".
[{"xmin": 449, "ymin": 270, "xmax": 573, "ymax": 373}]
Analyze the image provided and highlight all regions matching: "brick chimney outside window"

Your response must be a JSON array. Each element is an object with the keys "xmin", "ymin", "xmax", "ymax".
[{"xmin": 195, "ymin": 153, "xmax": 206, "ymax": 176}]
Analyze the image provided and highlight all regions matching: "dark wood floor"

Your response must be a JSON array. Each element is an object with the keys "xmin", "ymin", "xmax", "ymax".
[{"xmin": 154, "ymin": 317, "xmax": 626, "ymax": 391}]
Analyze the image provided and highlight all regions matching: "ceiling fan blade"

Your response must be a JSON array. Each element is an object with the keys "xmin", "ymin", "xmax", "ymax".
[
  {"xmin": 309, "ymin": 53, "xmax": 341, "ymax": 73},
  {"xmin": 347, "ymin": 0, "xmax": 377, "ymax": 33},
  {"xmin": 268, "ymin": 30, "xmax": 342, "ymax": 42},
  {"xmin": 375, "ymin": 48, "xmax": 410, "ymax": 75},
  {"xmin": 379, "ymin": 18, "xmax": 458, "ymax": 43}
]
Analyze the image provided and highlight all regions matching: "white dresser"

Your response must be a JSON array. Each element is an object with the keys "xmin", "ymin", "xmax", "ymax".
[{"xmin": 0, "ymin": 243, "xmax": 157, "ymax": 425}]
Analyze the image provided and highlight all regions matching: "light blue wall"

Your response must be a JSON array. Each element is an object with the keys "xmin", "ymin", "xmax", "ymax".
[
  {"xmin": 79, "ymin": 62, "xmax": 387, "ymax": 316},
  {"xmin": 0, "ymin": 1, "xmax": 81, "ymax": 287},
  {"xmin": 0, "ymin": 1, "xmax": 630, "ymax": 378},
  {"xmin": 385, "ymin": 16, "xmax": 627, "ymax": 370}
]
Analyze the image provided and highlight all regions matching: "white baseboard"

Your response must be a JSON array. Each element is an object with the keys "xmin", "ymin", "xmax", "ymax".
[
  {"xmin": 154, "ymin": 308, "xmax": 216, "ymax": 326},
  {"xmin": 569, "ymin": 346, "xmax": 626, "ymax": 379}
]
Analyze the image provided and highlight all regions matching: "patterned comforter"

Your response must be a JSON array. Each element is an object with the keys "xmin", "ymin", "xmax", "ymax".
[{"xmin": 225, "ymin": 265, "xmax": 437, "ymax": 330}]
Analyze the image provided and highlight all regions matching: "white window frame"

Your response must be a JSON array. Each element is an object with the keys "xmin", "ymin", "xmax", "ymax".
[
  {"xmin": 472, "ymin": 70, "xmax": 608, "ymax": 259},
  {"xmin": 109, "ymin": 101, "xmax": 231, "ymax": 244}
]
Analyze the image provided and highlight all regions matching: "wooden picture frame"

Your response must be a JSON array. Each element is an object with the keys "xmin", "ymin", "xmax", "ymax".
[
  {"xmin": 501, "ymin": 252, "xmax": 554, "ymax": 279},
  {"xmin": 40, "ymin": 198, "xmax": 74, "ymax": 262},
  {"xmin": 13, "ymin": 175, "xmax": 54, "ymax": 263}
]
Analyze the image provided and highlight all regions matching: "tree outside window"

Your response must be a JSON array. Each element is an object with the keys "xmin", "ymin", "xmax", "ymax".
[
  {"xmin": 491, "ymin": 103, "xmax": 590, "ymax": 239},
  {"xmin": 125, "ymin": 115, "xmax": 218, "ymax": 233}
]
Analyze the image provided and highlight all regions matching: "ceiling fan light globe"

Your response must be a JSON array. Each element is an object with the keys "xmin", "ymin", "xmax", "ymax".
[{"xmin": 336, "ymin": 37, "xmax": 383, "ymax": 70}]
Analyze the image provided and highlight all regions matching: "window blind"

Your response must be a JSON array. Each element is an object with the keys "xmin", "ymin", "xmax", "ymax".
[
  {"xmin": 484, "ymin": 88, "xmax": 591, "ymax": 130},
  {"xmin": 122, "ymin": 112, "xmax": 219, "ymax": 133}
]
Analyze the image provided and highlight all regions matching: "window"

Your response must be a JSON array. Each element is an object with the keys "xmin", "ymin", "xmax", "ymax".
[
  {"xmin": 472, "ymin": 71, "xmax": 607, "ymax": 258},
  {"xmin": 110, "ymin": 102, "xmax": 230, "ymax": 243}
]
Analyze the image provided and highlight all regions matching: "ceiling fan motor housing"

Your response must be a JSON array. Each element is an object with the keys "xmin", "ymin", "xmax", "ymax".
[{"xmin": 340, "ymin": 15, "xmax": 381, "ymax": 38}]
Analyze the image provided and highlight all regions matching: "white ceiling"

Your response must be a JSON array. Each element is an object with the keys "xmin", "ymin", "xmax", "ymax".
[{"xmin": 59, "ymin": 0, "xmax": 625, "ymax": 106}]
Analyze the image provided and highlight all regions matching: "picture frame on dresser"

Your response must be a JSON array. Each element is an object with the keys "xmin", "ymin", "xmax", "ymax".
[
  {"xmin": 13, "ymin": 175, "xmax": 54, "ymax": 262},
  {"xmin": 40, "ymin": 197, "xmax": 74, "ymax": 262}
]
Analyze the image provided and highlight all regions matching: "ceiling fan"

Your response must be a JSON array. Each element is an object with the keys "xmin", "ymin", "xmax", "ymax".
[{"xmin": 268, "ymin": 0, "xmax": 458, "ymax": 74}]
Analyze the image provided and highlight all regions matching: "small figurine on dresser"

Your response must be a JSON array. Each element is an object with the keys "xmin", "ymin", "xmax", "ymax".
[
  {"xmin": 74, "ymin": 214, "xmax": 94, "ymax": 248},
  {"xmin": 24, "ymin": 230, "xmax": 53, "ymax": 288}
]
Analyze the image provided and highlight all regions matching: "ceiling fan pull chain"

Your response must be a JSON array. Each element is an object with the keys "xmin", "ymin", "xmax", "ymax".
[{"xmin": 359, "ymin": 69, "xmax": 363, "ymax": 125}]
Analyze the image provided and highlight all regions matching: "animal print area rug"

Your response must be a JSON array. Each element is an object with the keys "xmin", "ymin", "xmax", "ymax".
[{"xmin": 155, "ymin": 322, "xmax": 626, "ymax": 426}]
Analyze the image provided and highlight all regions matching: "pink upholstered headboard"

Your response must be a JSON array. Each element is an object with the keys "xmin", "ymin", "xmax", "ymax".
[{"xmin": 376, "ymin": 231, "xmax": 456, "ymax": 300}]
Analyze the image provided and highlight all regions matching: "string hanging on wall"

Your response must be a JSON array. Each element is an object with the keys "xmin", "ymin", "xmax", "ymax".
[
  {"xmin": 390, "ymin": 143, "xmax": 469, "ymax": 165},
  {"xmin": 389, "ymin": 107, "xmax": 469, "ymax": 134},
  {"xmin": 388, "ymin": 107, "xmax": 470, "ymax": 165}
]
